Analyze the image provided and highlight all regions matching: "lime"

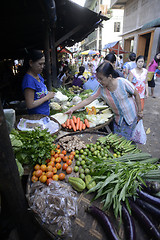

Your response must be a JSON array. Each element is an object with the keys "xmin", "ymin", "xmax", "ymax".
[
  {"xmin": 78, "ymin": 157, "xmax": 82, "ymax": 162},
  {"xmin": 90, "ymin": 168, "xmax": 95, "ymax": 174},
  {"xmin": 96, "ymin": 141, "xmax": 100, "ymax": 145},
  {"xmin": 79, "ymin": 168, "xmax": 84, "ymax": 174},
  {"xmin": 81, "ymin": 160, "xmax": 86, "ymax": 165},
  {"xmin": 81, "ymin": 155, "xmax": 86, "ymax": 160},
  {"xmin": 80, "ymin": 149, "xmax": 84, "ymax": 154},
  {"xmin": 75, "ymin": 154, "xmax": 79, "ymax": 159},
  {"xmin": 75, "ymin": 150, "xmax": 79, "ymax": 154},
  {"xmin": 113, "ymin": 153, "xmax": 118, "ymax": 158},
  {"xmin": 80, "ymin": 173, "xmax": 85, "ymax": 179},
  {"xmin": 83, "ymin": 152, "xmax": 87, "ymax": 156},
  {"xmin": 90, "ymin": 147, "xmax": 95, "ymax": 152},
  {"xmin": 82, "ymin": 164, "xmax": 87, "ymax": 169},
  {"xmin": 74, "ymin": 166, "xmax": 79, "ymax": 172},
  {"xmin": 85, "ymin": 168, "xmax": 90, "ymax": 174},
  {"xmin": 76, "ymin": 161, "xmax": 81, "ymax": 166},
  {"xmin": 84, "ymin": 148, "xmax": 89, "ymax": 152},
  {"xmin": 97, "ymin": 145, "xmax": 101, "ymax": 150},
  {"xmin": 86, "ymin": 144, "xmax": 90, "ymax": 148},
  {"xmin": 106, "ymin": 145, "xmax": 110, "ymax": 149}
]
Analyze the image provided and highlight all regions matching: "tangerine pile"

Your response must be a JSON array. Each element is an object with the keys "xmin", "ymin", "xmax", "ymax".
[{"xmin": 31, "ymin": 145, "xmax": 75, "ymax": 185}]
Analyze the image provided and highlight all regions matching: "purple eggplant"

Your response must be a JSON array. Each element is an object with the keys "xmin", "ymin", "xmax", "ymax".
[
  {"xmin": 129, "ymin": 199, "xmax": 160, "ymax": 240},
  {"xmin": 122, "ymin": 203, "xmax": 136, "ymax": 240},
  {"xmin": 135, "ymin": 198, "xmax": 160, "ymax": 218},
  {"xmin": 137, "ymin": 188, "xmax": 160, "ymax": 208},
  {"xmin": 87, "ymin": 205, "xmax": 120, "ymax": 240},
  {"xmin": 141, "ymin": 181, "xmax": 160, "ymax": 194}
]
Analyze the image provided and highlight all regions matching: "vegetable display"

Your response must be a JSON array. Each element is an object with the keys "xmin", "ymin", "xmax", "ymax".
[{"xmin": 61, "ymin": 116, "xmax": 90, "ymax": 131}]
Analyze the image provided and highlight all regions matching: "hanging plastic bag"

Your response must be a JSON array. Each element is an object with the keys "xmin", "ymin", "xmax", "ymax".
[{"xmin": 131, "ymin": 119, "xmax": 147, "ymax": 144}]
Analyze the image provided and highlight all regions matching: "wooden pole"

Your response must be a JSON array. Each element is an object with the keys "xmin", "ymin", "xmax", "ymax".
[
  {"xmin": 50, "ymin": 27, "xmax": 58, "ymax": 88},
  {"xmin": 44, "ymin": 26, "xmax": 52, "ymax": 91},
  {"xmin": 0, "ymin": 101, "xmax": 36, "ymax": 239}
]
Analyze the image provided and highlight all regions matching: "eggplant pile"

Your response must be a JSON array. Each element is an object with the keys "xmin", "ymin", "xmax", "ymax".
[{"xmin": 87, "ymin": 181, "xmax": 160, "ymax": 240}]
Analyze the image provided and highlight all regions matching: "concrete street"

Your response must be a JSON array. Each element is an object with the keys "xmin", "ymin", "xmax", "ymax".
[{"xmin": 137, "ymin": 76, "xmax": 160, "ymax": 158}]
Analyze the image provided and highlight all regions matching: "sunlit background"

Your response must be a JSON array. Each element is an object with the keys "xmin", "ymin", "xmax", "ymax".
[{"xmin": 70, "ymin": 0, "xmax": 85, "ymax": 7}]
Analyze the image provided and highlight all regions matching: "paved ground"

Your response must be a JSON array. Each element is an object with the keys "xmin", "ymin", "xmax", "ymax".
[{"xmin": 137, "ymin": 77, "xmax": 160, "ymax": 158}]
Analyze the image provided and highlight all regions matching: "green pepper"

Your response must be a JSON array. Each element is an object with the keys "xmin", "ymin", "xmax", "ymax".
[{"xmin": 85, "ymin": 175, "xmax": 96, "ymax": 190}]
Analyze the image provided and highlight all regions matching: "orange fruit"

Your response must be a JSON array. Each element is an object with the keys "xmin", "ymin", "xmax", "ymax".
[
  {"xmin": 56, "ymin": 144, "xmax": 60, "ymax": 149},
  {"xmin": 52, "ymin": 174, "xmax": 59, "ymax": 181},
  {"xmin": 63, "ymin": 156, "xmax": 68, "ymax": 162},
  {"xmin": 66, "ymin": 159, "xmax": 72, "ymax": 166},
  {"xmin": 32, "ymin": 171, "xmax": 36, "ymax": 176},
  {"xmin": 70, "ymin": 151, "xmax": 76, "ymax": 156},
  {"xmin": 69, "ymin": 154, "xmax": 74, "ymax": 160},
  {"xmin": 34, "ymin": 164, "xmax": 41, "ymax": 171},
  {"xmin": 50, "ymin": 150, "xmax": 55, "ymax": 156},
  {"xmin": 48, "ymin": 161, "xmax": 55, "ymax": 167},
  {"xmin": 62, "ymin": 163, "xmax": 68, "ymax": 171},
  {"xmin": 55, "ymin": 163, "xmax": 61, "ymax": 170},
  {"xmin": 66, "ymin": 166, "xmax": 72, "ymax": 174},
  {"xmin": 55, "ymin": 157, "xmax": 61, "ymax": 163},
  {"xmin": 58, "ymin": 173, "xmax": 65, "ymax": 180},
  {"xmin": 39, "ymin": 175, "xmax": 47, "ymax": 183},
  {"xmin": 46, "ymin": 165, "xmax": 53, "ymax": 172},
  {"xmin": 62, "ymin": 150, "xmax": 67, "ymax": 155},
  {"xmin": 46, "ymin": 178, "xmax": 54, "ymax": 185},
  {"xmin": 52, "ymin": 167, "xmax": 57, "ymax": 174},
  {"xmin": 35, "ymin": 169, "xmax": 43, "ymax": 178},
  {"xmin": 31, "ymin": 175, "xmax": 38, "ymax": 182},
  {"xmin": 40, "ymin": 164, "xmax": 47, "ymax": 172},
  {"xmin": 46, "ymin": 171, "xmax": 53, "ymax": 178}
]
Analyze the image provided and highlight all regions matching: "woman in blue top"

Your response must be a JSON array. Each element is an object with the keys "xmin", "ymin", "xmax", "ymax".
[{"xmin": 22, "ymin": 50, "xmax": 55, "ymax": 115}]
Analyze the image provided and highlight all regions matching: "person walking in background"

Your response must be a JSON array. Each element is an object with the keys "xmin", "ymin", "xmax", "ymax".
[
  {"xmin": 57, "ymin": 65, "xmax": 71, "ymax": 87},
  {"xmin": 129, "ymin": 55, "xmax": 148, "ymax": 112},
  {"xmin": 22, "ymin": 50, "xmax": 55, "ymax": 116},
  {"xmin": 104, "ymin": 53, "xmax": 124, "ymax": 78},
  {"xmin": 92, "ymin": 54, "xmax": 100, "ymax": 74},
  {"xmin": 83, "ymin": 63, "xmax": 99, "ymax": 91},
  {"xmin": 72, "ymin": 66, "xmax": 86, "ymax": 88},
  {"xmin": 147, "ymin": 52, "xmax": 160, "ymax": 98},
  {"xmin": 124, "ymin": 52, "xmax": 137, "ymax": 79},
  {"xmin": 66, "ymin": 62, "xmax": 142, "ymax": 141}
]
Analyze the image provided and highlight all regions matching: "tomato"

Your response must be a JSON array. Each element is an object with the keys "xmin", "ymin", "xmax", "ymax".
[
  {"xmin": 58, "ymin": 173, "xmax": 65, "ymax": 180},
  {"xmin": 63, "ymin": 156, "xmax": 68, "ymax": 162},
  {"xmin": 46, "ymin": 165, "xmax": 53, "ymax": 172},
  {"xmin": 59, "ymin": 153, "xmax": 64, "ymax": 159},
  {"xmin": 50, "ymin": 156, "xmax": 56, "ymax": 162},
  {"xmin": 55, "ymin": 157, "xmax": 61, "ymax": 163},
  {"xmin": 34, "ymin": 164, "xmax": 41, "ymax": 171},
  {"xmin": 52, "ymin": 167, "xmax": 57, "ymax": 174},
  {"xmin": 62, "ymin": 150, "xmax": 67, "ymax": 155},
  {"xmin": 35, "ymin": 169, "xmax": 43, "ymax": 178},
  {"xmin": 55, "ymin": 163, "xmax": 61, "ymax": 170},
  {"xmin": 62, "ymin": 163, "xmax": 68, "ymax": 171},
  {"xmin": 39, "ymin": 175, "xmax": 47, "ymax": 183},
  {"xmin": 40, "ymin": 164, "xmax": 47, "ymax": 172},
  {"xmin": 56, "ymin": 144, "xmax": 60, "ymax": 149},
  {"xmin": 56, "ymin": 149, "xmax": 61, "ymax": 154},
  {"xmin": 46, "ymin": 158, "xmax": 51, "ymax": 164},
  {"xmin": 31, "ymin": 175, "xmax": 38, "ymax": 182},
  {"xmin": 48, "ymin": 161, "xmax": 55, "ymax": 167},
  {"xmin": 50, "ymin": 150, "xmax": 55, "ymax": 156},
  {"xmin": 46, "ymin": 178, "xmax": 54, "ymax": 185},
  {"xmin": 46, "ymin": 171, "xmax": 53, "ymax": 178},
  {"xmin": 69, "ymin": 154, "xmax": 74, "ymax": 160},
  {"xmin": 32, "ymin": 171, "xmax": 36, "ymax": 176},
  {"xmin": 66, "ymin": 159, "xmax": 72, "ymax": 166},
  {"xmin": 66, "ymin": 166, "xmax": 72, "ymax": 174},
  {"xmin": 70, "ymin": 151, "xmax": 76, "ymax": 156},
  {"xmin": 54, "ymin": 153, "xmax": 59, "ymax": 159},
  {"xmin": 52, "ymin": 174, "xmax": 59, "ymax": 181}
]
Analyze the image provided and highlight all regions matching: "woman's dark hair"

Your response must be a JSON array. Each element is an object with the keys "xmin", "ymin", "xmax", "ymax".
[
  {"xmin": 96, "ymin": 62, "xmax": 119, "ymax": 78},
  {"xmin": 23, "ymin": 49, "xmax": 44, "ymax": 71},
  {"xmin": 104, "ymin": 53, "xmax": 116, "ymax": 64},
  {"xmin": 129, "ymin": 52, "xmax": 136, "ymax": 61},
  {"xmin": 77, "ymin": 65, "xmax": 85, "ymax": 77},
  {"xmin": 154, "ymin": 52, "xmax": 160, "ymax": 63},
  {"xmin": 136, "ymin": 55, "xmax": 144, "ymax": 62},
  {"xmin": 59, "ymin": 65, "xmax": 70, "ymax": 78}
]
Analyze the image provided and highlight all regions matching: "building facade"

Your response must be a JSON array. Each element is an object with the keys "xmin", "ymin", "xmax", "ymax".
[
  {"xmin": 81, "ymin": 0, "xmax": 124, "ymax": 54},
  {"xmin": 111, "ymin": 0, "xmax": 160, "ymax": 64}
]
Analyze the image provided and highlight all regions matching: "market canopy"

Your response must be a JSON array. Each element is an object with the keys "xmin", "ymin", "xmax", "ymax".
[
  {"xmin": 103, "ymin": 41, "xmax": 126, "ymax": 55},
  {"xmin": 80, "ymin": 50, "xmax": 99, "ymax": 55},
  {"xmin": 141, "ymin": 17, "xmax": 160, "ymax": 30},
  {"xmin": 0, "ymin": 0, "xmax": 108, "ymax": 59}
]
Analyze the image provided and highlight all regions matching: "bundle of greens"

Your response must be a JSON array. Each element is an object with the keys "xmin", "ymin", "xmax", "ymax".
[{"xmin": 10, "ymin": 129, "xmax": 57, "ymax": 166}]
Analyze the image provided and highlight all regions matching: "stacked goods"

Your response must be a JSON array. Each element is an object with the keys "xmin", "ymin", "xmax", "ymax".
[{"xmin": 61, "ymin": 116, "xmax": 90, "ymax": 131}]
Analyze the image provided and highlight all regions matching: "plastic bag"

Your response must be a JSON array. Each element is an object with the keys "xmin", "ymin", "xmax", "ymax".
[{"xmin": 131, "ymin": 119, "xmax": 147, "ymax": 144}]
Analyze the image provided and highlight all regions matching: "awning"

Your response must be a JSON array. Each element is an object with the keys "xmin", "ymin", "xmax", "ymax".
[
  {"xmin": 141, "ymin": 17, "xmax": 160, "ymax": 30},
  {"xmin": 103, "ymin": 41, "xmax": 126, "ymax": 55},
  {"xmin": 80, "ymin": 50, "xmax": 99, "ymax": 55}
]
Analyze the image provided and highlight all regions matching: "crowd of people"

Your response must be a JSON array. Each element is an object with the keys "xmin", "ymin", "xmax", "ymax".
[{"xmin": 21, "ymin": 49, "xmax": 160, "ymax": 140}]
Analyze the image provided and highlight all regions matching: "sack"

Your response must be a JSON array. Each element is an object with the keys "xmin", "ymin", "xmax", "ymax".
[
  {"xmin": 131, "ymin": 119, "xmax": 147, "ymax": 144},
  {"xmin": 147, "ymin": 72, "xmax": 154, "ymax": 81}
]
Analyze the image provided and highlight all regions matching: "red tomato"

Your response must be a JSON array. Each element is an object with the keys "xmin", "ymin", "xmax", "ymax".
[
  {"xmin": 66, "ymin": 159, "xmax": 72, "ymax": 166},
  {"xmin": 66, "ymin": 166, "xmax": 72, "ymax": 174},
  {"xmin": 62, "ymin": 163, "xmax": 68, "ymax": 171},
  {"xmin": 62, "ymin": 150, "xmax": 67, "ymax": 155}
]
